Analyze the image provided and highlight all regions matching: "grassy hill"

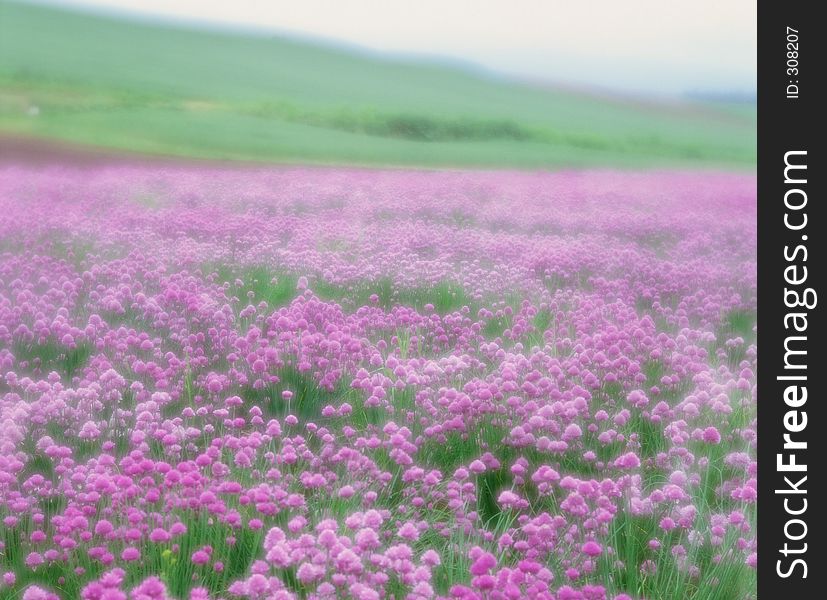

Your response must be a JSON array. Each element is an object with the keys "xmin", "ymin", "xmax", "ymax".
[{"xmin": 0, "ymin": 0, "xmax": 756, "ymax": 168}]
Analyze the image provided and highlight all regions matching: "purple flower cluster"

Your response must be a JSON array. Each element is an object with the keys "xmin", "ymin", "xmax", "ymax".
[{"xmin": 0, "ymin": 166, "xmax": 756, "ymax": 599}]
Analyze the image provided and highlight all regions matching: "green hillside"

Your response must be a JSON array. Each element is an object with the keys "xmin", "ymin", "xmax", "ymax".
[{"xmin": 0, "ymin": 0, "xmax": 756, "ymax": 168}]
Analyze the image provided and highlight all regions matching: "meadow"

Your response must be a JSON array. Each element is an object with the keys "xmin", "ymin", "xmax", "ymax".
[
  {"xmin": 0, "ymin": 166, "xmax": 756, "ymax": 599},
  {"xmin": 0, "ymin": 1, "xmax": 755, "ymax": 169}
]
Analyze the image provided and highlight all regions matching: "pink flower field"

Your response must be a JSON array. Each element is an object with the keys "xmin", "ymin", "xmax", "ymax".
[{"xmin": 0, "ymin": 167, "xmax": 756, "ymax": 600}]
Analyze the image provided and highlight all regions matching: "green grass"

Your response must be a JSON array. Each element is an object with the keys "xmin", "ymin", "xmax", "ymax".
[
  {"xmin": 719, "ymin": 308, "xmax": 757, "ymax": 347},
  {"xmin": 210, "ymin": 263, "xmax": 474, "ymax": 316},
  {"xmin": 12, "ymin": 339, "xmax": 92, "ymax": 380},
  {"xmin": 210, "ymin": 265, "xmax": 299, "ymax": 310},
  {"xmin": 0, "ymin": 1, "xmax": 755, "ymax": 168},
  {"xmin": 602, "ymin": 509, "xmax": 754, "ymax": 600},
  {"xmin": 241, "ymin": 365, "xmax": 341, "ymax": 420}
]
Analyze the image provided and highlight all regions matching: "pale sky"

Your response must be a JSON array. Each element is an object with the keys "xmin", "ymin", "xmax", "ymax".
[{"xmin": 26, "ymin": 0, "xmax": 757, "ymax": 96}]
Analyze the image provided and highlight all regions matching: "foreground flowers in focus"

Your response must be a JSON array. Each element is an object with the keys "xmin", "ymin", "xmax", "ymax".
[{"xmin": 0, "ymin": 167, "xmax": 756, "ymax": 599}]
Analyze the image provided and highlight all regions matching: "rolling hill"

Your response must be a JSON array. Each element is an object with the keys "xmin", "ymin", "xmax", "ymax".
[{"xmin": 0, "ymin": 0, "xmax": 756, "ymax": 168}]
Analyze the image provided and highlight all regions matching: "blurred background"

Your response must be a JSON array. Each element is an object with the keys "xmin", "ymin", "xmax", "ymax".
[{"xmin": 0, "ymin": 0, "xmax": 756, "ymax": 168}]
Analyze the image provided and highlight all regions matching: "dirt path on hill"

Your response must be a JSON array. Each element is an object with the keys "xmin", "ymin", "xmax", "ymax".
[{"xmin": 0, "ymin": 134, "xmax": 266, "ymax": 168}]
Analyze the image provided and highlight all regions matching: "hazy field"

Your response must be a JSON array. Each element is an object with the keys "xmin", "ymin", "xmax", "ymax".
[
  {"xmin": 0, "ymin": 1, "xmax": 755, "ymax": 168},
  {"xmin": 0, "ymin": 3, "xmax": 758, "ymax": 599},
  {"xmin": 0, "ymin": 167, "xmax": 756, "ymax": 599}
]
